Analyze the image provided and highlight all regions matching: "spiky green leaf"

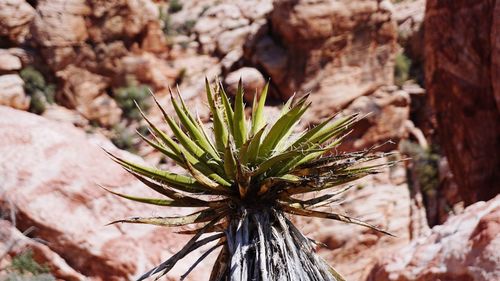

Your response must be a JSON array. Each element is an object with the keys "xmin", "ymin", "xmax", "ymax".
[
  {"xmin": 258, "ymin": 99, "xmax": 309, "ymax": 157},
  {"xmin": 206, "ymin": 78, "xmax": 229, "ymax": 152},
  {"xmin": 170, "ymin": 88, "xmax": 219, "ymax": 159},
  {"xmin": 280, "ymin": 204, "xmax": 394, "ymax": 236},
  {"xmin": 233, "ymin": 78, "xmax": 247, "ymax": 148},
  {"xmin": 100, "ymin": 185, "xmax": 202, "ymax": 207},
  {"xmin": 251, "ymin": 81, "xmax": 269, "ymax": 135}
]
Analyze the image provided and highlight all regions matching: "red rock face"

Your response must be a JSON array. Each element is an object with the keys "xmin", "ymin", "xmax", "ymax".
[
  {"xmin": 0, "ymin": 220, "xmax": 86, "ymax": 281},
  {"xmin": 0, "ymin": 0, "xmax": 35, "ymax": 43},
  {"xmin": 242, "ymin": 0, "xmax": 409, "ymax": 152},
  {"xmin": 493, "ymin": 2, "xmax": 500, "ymax": 110},
  {"xmin": 246, "ymin": 0, "xmax": 397, "ymax": 106},
  {"xmin": 368, "ymin": 195, "xmax": 500, "ymax": 281},
  {"xmin": 0, "ymin": 106, "xmax": 212, "ymax": 280},
  {"xmin": 424, "ymin": 0, "xmax": 500, "ymax": 205}
]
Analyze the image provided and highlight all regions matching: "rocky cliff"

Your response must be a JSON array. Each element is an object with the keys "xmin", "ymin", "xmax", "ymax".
[
  {"xmin": 424, "ymin": 0, "xmax": 500, "ymax": 205},
  {"xmin": 0, "ymin": 0, "xmax": 498, "ymax": 280},
  {"xmin": 369, "ymin": 195, "xmax": 500, "ymax": 281},
  {"xmin": 0, "ymin": 106, "xmax": 213, "ymax": 280}
]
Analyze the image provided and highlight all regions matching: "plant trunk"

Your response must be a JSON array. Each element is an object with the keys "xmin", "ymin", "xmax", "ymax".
[{"xmin": 209, "ymin": 208, "xmax": 344, "ymax": 281}]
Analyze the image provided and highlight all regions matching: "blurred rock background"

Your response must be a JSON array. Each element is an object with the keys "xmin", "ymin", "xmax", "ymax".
[{"xmin": 0, "ymin": 0, "xmax": 498, "ymax": 280}]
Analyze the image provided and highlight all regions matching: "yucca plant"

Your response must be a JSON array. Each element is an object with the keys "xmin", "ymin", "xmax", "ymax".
[{"xmin": 102, "ymin": 79, "xmax": 395, "ymax": 281}]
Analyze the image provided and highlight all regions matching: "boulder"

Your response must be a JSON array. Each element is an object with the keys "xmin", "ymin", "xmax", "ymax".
[
  {"xmin": 216, "ymin": 25, "xmax": 253, "ymax": 56},
  {"xmin": 31, "ymin": 0, "xmax": 164, "ymax": 84},
  {"xmin": 425, "ymin": 0, "xmax": 500, "ymax": 204},
  {"xmin": 248, "ymin": 35, "xmax": 288, "ymax": 87},
  {"xmin": 246, "ymin": 0, "xmax": 397, "ymax": 106},
  {"xmin": 171, "ymin": 55, "xmax": 222, "ymax": 101},
  {"xmin": 87, "ymin": 0, "xmax": 159, "ymax": 43},
  {"xmin": 194, "ymin": 4, "xmax": 251, "ymax": 54},
  {"xmin": 0, "ymin": 74, "xmax": 30, "ymax": 110},
  {"xmin": 56, "ymin": 65, "xmax": 109, "ymax": 107},
  {"xmin": 56, "ymin": 65, "xmax": 122, "ymax": 126},
  {"xmin": 4, "ymin": 47, "xmax": 33, "ymax": 66},
  {"xmin": 224, "ymin": 67, "xmax": 265, "ymax": 102},
  {"xmin": 41, "ymin": 46, "xmax": 82, "ymax": 72},
  {"xmin": 85, "ymin": 94, "xmax": 123, "ymax": 127},
  {"xmin": 0, "ymin": 0, "xmax": 35, "ymax": 43},
  {"xmin": 369, "ymin": 195, "xmax": 500, "ymax": 281},
  {"xmin": 140, "ymin": 21, "xmax": 168, "ymax": 54},
  {"xmin": 32, "ymin": 0, "xmax": 91, "ymax": 47},
  {"xmin": 0, "ymin": 50, "xmax": 22, "ymax": 72},
  {"xmin": 0, "ymin": 106, "xmax": 212, "ymax": 280},
  {"xmin": 235, "ymin": 0, "xmax": 273, "ymax": 20},
  {"xmin": 0, "ymin": 220, "xmax": 86, "ymax": 281},
  {"xmin": 303, "ymin": 85, "xmax": 411, "ymax": 152},
  {"xmin": 84, "ymin": 41, "xmax": 129, "ymax": 75},
  {"xmin": 31, "ymin": 0, "xmax": 158, "ymax": 47},
  {"xmin": 339, "ymin": 87, "xmax": 410, "ymax": 152},
  {"xmin": 121, "ymin": 53, "xmax": 177, "ymax": 90},
  {"xmin": 220, "ymin": 49, "xmax": 243, "ymax": 71},
  {"xmin": 41, "ymin": 104, "xmax": 89, "ymax": 127},
  {"xmin": 168, "ymin": 0, "xmax": 271, "ymax": 61}
]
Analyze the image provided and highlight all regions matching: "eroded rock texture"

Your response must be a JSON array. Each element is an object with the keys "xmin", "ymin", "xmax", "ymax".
[
  {"xmin": 0, "ymin": 0, "xmax": 35, "ymax": 43},
  {"xmin": 424, "ymin": 0, "xmax": 500, "ymax": 205},
  {"xmin": 369, "ymin": 195, "xmax": 500, "ymax": 281},
  {"xmin": 0, "ymin": 74, "xmax": 29, "ymax": 110},
  {"xmin": 0, "ymin": 220, "xmax": 86, "ymax": 281},
  {"xmin": 0, "ymin": 106, "xmax": 212, "ymax": 281},
  {"xmin": 246, "ymin": 0, "xmax": 397, "ymax": 109}
]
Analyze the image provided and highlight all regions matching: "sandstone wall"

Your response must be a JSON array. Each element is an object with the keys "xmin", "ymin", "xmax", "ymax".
[{"xmin": 424, "ymin": 0, "xmax": 500, "ymax": 205}]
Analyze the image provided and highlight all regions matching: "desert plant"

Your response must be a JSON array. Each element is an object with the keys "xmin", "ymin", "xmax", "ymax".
[
  {"xmin": 3, "ymin": 250, "xmax": 55, "ymax": 281},
  {"xmin": 110, "ymin": 123, "xmax": 137, "ymax": 152},
  {"xmin": 168, "ymin": 0, "xmax": 183, "ymax": 13},
  {"xmin": 175, "ymin": 68, "xmax": 187, "ymax": 85},
  {"xmin": 9, "ymin": 251, "xmax": 48, "ymax": 276},
  {"xmin": 394, "ymin": 53, "xmax": 412, "ymax": 86},
  {"xmin": 399, "ymin": 140, "xmax": 439, "ymax": 195},
  {"xmin": 4, "ymin": 274, "xmax": 55, "ymax": 281},
  {"xmin": 103, "ymin": 79, "xmax": 395, "ymax": 280},
  {"xmin": 159, "ymin": 6, "xmax": 197, "ymax": 37},
  {"xmin": 19, "ymin": 66, "xmax": 55, "ymax": 114},
  {"xmin": 109, "ymin": 123, "xmax": 150, "ymax": 152},
  {"xmin": 113, "ymin": 78, "xmax": 151, "ymax": 121},
  {"xmin": 179, "ymin": 19, "xmax": 197, "ymax": 35},
  {"xmin": 399, "ymin": 140, "xmax": 441, "ymax": 225}
]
